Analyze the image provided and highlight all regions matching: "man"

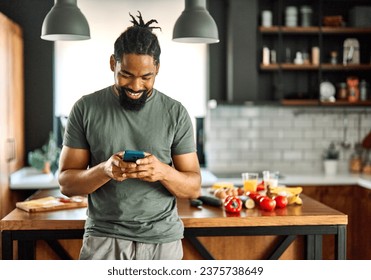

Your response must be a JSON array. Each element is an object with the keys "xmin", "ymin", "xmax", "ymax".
[{"xmin": 58, "ymin": 12, "xmax": 201, "ymax": 260}]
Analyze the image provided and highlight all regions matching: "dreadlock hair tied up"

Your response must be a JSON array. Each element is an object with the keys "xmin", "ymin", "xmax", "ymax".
[{"xmin": 114, "ymin": 11, "xmax": 161, "ymax": 65}]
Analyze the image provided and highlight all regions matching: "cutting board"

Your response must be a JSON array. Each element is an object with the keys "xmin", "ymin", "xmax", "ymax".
[{"xmin": 16, "ymin": 196, "xmax": 87, "ymax": 212}]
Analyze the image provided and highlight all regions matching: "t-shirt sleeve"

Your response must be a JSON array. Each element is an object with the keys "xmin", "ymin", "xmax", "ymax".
[
  {"xmin": 171, "ymin": 105, "xmax": 196, "ymax": 155},
  {"xmin": 63, "ymin": 98, "xmax": 90, "ymax": 149}
]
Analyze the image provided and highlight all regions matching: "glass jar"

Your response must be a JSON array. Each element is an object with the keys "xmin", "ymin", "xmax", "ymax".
[
  {"xmin": 347, "ymin": 76, "xmax": 359, "ymax": 102},
  {"xmin": 362, "ymin": 150, "xmax": 371, "ymax": 175},
  {"xmin": 349, "ymin": 143, "xmax": 363, "ymax": 173},
  {"xmin": 285, "ymin": 6, "xmax": 298, "ymax": 27},
  {"xmin": 330, "ymin": 51, "xmax": 338, "ymax": 64},
  {"xmin": 337, "ymin": 82, "xmax": 347, "ymax": 100},
  {"xmin": 300, "ymin": 6, "xmax": 313, "ymax": 27},
  {"xmin": 360, "ymin": 79, "xmax": 368, "ymax": 101}
]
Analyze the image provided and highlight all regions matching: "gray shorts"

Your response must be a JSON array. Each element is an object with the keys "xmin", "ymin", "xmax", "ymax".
[{"xmin": 79, "ymin": 235, "xmax": 183, "ymax": 260}]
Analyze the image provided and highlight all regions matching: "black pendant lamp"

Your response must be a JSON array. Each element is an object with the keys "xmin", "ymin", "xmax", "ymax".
[
  {"xmin": 41, "ymin": 0, "xmax": 90, "ymax": 41},
  {"xmin": 173, "ymin": 0, "xmax": 219, "ymax": 44}
]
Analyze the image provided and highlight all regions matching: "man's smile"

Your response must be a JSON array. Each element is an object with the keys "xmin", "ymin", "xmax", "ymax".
[{"xmin": 126, "ymin": 90, "xmax": 143, "ymax": 99}]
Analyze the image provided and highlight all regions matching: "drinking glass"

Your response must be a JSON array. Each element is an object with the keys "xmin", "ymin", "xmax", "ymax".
[{"xmin": 242, "ymin": 173, "xmax": 258, "ymax": 193}]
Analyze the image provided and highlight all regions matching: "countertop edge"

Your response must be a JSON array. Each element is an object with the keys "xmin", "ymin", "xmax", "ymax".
[{"xmin": 201, "ymin": 169, "xmax": 371, "ymax": 190}]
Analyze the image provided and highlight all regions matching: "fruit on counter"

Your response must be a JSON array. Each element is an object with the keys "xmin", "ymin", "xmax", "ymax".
[
  {"xmin": 248, "ymin": 192, "xmax": 263, "ymax": 203},
  {"xmin": 274, "ymin": 195, "xmax": 288, "ymax": 208},
  {"xmin": 268, "ymin": 186, "xmax": 303, "ymax": 206},
  {"xmin": 257, "ymin": 181, "xmax": 265, "ymax": 191},
  {"xmin": 224, "ymin": 195, "xmax": 243, "ymax": 213},
  {"xmin": 259, "ymin": 196, "xmax": 276, "ymax": 211},
  {"xmin": 248, "ymin": 192, "xmax": 276, "ymax": 211},
  {"xmin": 211, "ymin": 182, "xmax": 235, "ymax": 190},
  {"xmin": 269, "ymin": 186, "xmax": 303, "ymax": 196},
  {"xmin": 288, "ymin": 195, "xmax": 303, "ymax": 205}
]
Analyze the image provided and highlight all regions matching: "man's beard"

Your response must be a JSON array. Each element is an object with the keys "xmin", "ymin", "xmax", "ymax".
[{"xmin": 117, "ymin": 86, "xmax": 148, "ymax": 111}]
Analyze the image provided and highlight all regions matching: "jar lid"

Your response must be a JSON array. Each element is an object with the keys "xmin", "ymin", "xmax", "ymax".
[
  {"xmin": 285, "ymin": 6, "xmax": 298, "ymax": 14},
  {"xmin": 300, "ymin": 6, "xmax": 313, "ymax": 13}
]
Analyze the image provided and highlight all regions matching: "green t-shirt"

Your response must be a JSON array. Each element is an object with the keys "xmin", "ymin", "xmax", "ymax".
[{"xmin": 63, "ymin": 86, "xmax": 196, "ymax": 243}]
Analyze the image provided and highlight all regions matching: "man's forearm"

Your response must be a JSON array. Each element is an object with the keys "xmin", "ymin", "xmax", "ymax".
[
  {"xmin": 59, "ymin": 162, "xmax": 110, "ymax": 197},
  {"xmin": 160, "ymin": 165, "xmax": 201, "ymax": 199}
]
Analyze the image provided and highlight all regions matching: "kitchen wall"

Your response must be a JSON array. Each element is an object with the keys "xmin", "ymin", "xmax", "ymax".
[
  {"xmin": 205, "ymin": 105, "xmax": 371, "ymax": 175},
  {"xmin": 0, "ymin": 0, "xmax": 54, "ymax": 157},
  {"xmin": 0, "ymin": 0, "xmax": 209, "ymax": 166},
  {"xmin": 54, "ymin": 0, "xmax": 208, "ymax": 125}
]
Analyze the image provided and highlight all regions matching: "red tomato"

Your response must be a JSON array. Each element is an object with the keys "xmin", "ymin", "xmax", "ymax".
[
  {"xmin": 275, "ymin": 195, "xmax": 288, "ymax": 208},
  {"xmin": 58, "ymin": 197, "xmax": 71, "ymax": 203},
  {"xmin": 259, "ymin": 197, "xmax": 276, "ymax": 211},
  {"xmin": 257, "ymin": 181, "xmax": 265, "ymax": 191},
  {"xmin": 249, "ymin": 192, "xmax": 263, "ymax": 203}
]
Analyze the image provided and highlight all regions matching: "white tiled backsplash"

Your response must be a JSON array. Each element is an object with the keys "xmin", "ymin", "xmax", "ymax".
[{"xmin": 204, "ymin": 105, "xmax": 371, "ymax": 175}]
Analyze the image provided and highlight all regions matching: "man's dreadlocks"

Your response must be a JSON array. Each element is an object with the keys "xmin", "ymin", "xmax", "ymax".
[{"xmin": 114, "ymin": 11, "xmax": 161, "ymax": 65}]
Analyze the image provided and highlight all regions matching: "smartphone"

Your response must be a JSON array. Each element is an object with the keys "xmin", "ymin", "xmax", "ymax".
[{"xmin": 123, "ymin": 150, "xmax": 145, "ymax": 162}]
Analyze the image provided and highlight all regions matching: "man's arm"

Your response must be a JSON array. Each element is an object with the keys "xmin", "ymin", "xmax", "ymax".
[
  {"xmin": 58, "ymin": 146, "xmax": 131, "ymax": 197},
  {"xmin": 59, "ymin": 146, "xmax": 201, "ymax": 199},
  {"xmin": 125, "ymin": 152, "xmax": 201, "ymax": 199},
  {"xmin": 162, "ymin": 152, "xmax": 202, "ymax": 199}
]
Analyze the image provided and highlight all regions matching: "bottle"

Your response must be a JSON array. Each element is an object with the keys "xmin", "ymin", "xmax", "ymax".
[
  {"xmin": 347, "ymin": 76, "xmax": 359, "ymax": 102},
  {"xmin": 330, "ymin": 51, "xmax": 338, "ymax": 65},
  {"xmin": 300, "ymin": 6, "xmax": 313, "ymax": 27},
  {"xmin": 262, "ymin": 47, "xmax": 270, "ymax": 65},
  {"xmin": 349, "ymin": 143, "xmax": 363, "ymax": 173},
  {"xmin": 362, "ymin": 151, "xmax": 371, "ymax": 175},
  {"xmin": 312, "ymin": 47, "xmax": 320, "ymax": 65},
  {"xmin": 285, "ymin": 6, "xmax": 298, "ymax": 27},
  {"xmin": 360, "ymin": 79, "xmax": 368, "ymax": 101},
  {"xmin": 270, "ymin": 50, "xmax": 277, "ymax": 64},
  {"xmin": 261, "ymin": 10, "xmax": 273, "ymax": 27},
  {"xmin": 337, "ymin": 82, "xmax": 347, "ymax": 100}
]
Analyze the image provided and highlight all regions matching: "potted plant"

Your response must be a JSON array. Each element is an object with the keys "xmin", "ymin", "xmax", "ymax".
[
  {"xmin": 28, "ymin": 131, "xmax": 61, "ymax": 174},
  {"xmin": 323, "ymin": 142, "xmax": 339, "ymax": 176}
]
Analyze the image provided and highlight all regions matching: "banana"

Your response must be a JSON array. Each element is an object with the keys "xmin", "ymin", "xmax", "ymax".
[
  {"xmin": 287, "ymin": 195, "xmax": 303, "ymax": 205},
  {"xmin": 211, "ymin": 182, "xmax": 235, "ymax": 190},
  {"xmin": 269, "ymin": 186, "xmax": 303, "ymax": 196}
]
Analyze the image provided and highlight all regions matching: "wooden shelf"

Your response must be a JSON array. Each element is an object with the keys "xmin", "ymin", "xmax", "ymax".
[
  {"xmin": 281, "ymin": 99, "xmax": 371, "ymax": 106},
  {"xmin": 321, "ymin": 64, "xmax": 371, "ymax": 71},
  {"xmin": 321, "ymin": 27, "xmax": 371, "ymax": 34},
  {"xmin": 281, "ymin": 99, "xmax": 320, "ymax": 106},
  {"xmin": 259, "ymin": 26, "xmax": 319, "ymax": 34},
  {"xmin": 259, "ymin": 26, "xmax": 371, "ymax": 34},
  {"xmin": 260, "ymin": 63, "xmax": 318, "ymax": 70},
  {"xmin": 260, "ymin": 63, "xmax": 371, "ymax": 71}
]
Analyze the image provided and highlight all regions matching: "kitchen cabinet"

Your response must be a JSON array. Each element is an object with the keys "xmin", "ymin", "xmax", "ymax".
[
  {"xmin": 302, "ymin": 185, "xmax": 371, "ymax": 259},
  {"xmin": 258, "ymin": 0, "xmax": 371, "ymax": 105},
  {"xmin": 0, "ymin": 12, "xmax": 26, "ymax": 219},
  {"xmin": 208, "ymin": 0, "xmax": 371, "ymax": 105},
  {"xmin": 353, "ymin": 186, "xmax": 371, "ymax": 259}
]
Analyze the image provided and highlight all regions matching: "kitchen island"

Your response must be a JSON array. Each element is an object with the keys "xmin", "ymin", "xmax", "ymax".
[
  {"xmin": 202, "ymin": 169, "xmax": 371, "ymax": 260},
  {"xmin": 1, "ymin": 188, "xmax": 347, "ymax": 260}
]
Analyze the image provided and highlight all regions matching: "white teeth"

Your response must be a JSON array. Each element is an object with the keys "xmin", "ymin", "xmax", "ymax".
[{"xmin": 127, "ymin": 92, "xmax": 141, "ymax": 97}]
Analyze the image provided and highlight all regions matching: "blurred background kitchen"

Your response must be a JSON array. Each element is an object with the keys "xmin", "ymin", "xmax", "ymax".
[
  {"xmin": 1, "ymin": 0, "xmax": 370, "ymax": 180},
  {"xmin": 2, "ymin": 0, "xmax": 371, "ymax": 260}
]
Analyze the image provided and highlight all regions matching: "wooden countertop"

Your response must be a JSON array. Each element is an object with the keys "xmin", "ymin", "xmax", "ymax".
[{"xmin": 0, "ymin": 188, "xmax": 347, "ymax": 231}]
